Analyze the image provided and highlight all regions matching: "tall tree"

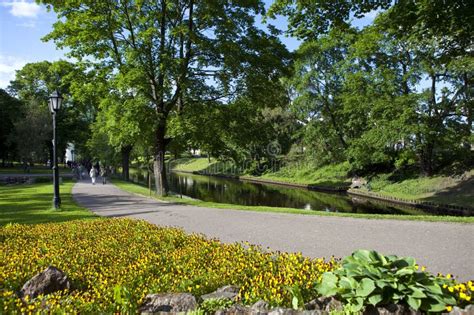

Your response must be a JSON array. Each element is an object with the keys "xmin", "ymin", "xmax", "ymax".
[
  {"xmin": 42, "ymin": 0, "xmax": 289, "ymax": 195},
  {"xmin": 0, "ymin": 89, "xmax": 24, "ymax": 166}
]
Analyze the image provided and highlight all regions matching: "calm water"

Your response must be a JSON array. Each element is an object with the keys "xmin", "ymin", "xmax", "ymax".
[{"xmin": 129, "ymin": 171, "xmax": 462, "ymax": 216}]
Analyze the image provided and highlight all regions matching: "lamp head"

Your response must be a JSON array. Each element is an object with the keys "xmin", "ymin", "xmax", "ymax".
[{"xmin": 49, "ymin": 90, "xmax": 62, "ymax": 113}]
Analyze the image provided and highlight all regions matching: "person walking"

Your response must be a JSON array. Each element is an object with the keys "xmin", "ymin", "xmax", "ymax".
[
  {"xmin": 89, "ymin": 167, "xmax": 98, "ymax": 185},
  {"xmin": 100, "ymin": 166, "xmax": 108, "ymax": 185}
]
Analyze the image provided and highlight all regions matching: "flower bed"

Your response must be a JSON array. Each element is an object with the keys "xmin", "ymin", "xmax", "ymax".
[
  {"xmin": 1, "ymin": 219, "xmax": 472, "ymax": 314},
  {"xmin": 0, "ymin": 219, "xmax": 335, "ymax": 313}
]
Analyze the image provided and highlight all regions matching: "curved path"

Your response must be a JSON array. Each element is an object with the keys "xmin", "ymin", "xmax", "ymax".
[{"xmin": 72, "ymin": 180, "xmax": 474, "ymax": 281}]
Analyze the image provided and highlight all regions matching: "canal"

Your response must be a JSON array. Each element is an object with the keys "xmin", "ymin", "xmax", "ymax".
[{"xmin": 127, "ymin": 170, "xmax": 467, "ymax": 216}]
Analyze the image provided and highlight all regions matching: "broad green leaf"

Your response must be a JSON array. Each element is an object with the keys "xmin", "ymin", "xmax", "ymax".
[
  {"xmin": 410, "ymin": 287, "xmax": 427, "ymax": 298},
  {"xmin": 407, "ymin": 297, "xmax": 421, "ymax": 310},
  {"xmin": 395, "ymin": 268, "xmax": 414, "ymax": 276},
  {"xmin": 368, "ymin": 293, "xmax": 383, "ymax": 306},
  {"xmin": 356, "ymin": 278, "xmax": 376, "ymax": 297},
  {"xmin": 427, "ymin": 302, "xmax": 448, "ymax": 312}
]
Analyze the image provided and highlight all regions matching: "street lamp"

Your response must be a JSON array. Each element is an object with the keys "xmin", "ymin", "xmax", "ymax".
[{"xmin": 49, "ymin": 90, "xmax": 63, "ymax": 209}]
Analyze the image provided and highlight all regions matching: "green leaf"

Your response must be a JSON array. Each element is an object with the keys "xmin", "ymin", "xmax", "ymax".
[
  {"xmin": 427, "ymin": 302, "xmax": 448, "ymax": 312},
  {"xmin": 410, "ymin": 287, "xmax": 427, "ymax": 298},
  {"xmin": 395, "ymin": 268, "xmax": 414, "ymax": 276},
  {"xmin": 316, "ymin": 273, "xmax": 339, "ymax": 296},
  {"xmin": 407, "ymin": 297, "xmax": 421, "ymax": 310},
  {"xmin": 368, "ymin": 294, "xmax": 383, "ymax": 306},
  {"xmin": 353, "ymin": 250, "xmax": 372, "ymax": 262},
  {"xmin": 292, "ymin": 296, "xmax": 299, "ymax": 310},
  {"xmin": 356, "ymin": 278, "xmax": 376, "ymax": 297},
  {"xmin": 423, "ymin": 283, "xmax": 442, "ymax": 295}
]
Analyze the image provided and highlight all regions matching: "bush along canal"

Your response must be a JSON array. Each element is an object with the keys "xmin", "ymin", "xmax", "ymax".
[{"xmin": 127, "ymin": 171, "xmax": 472, "ymax": 217}]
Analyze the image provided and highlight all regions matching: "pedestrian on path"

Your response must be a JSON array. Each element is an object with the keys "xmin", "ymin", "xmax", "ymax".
[
  {"xmin": 89, "ymin": 167, "xmax": 97, "ymax": 185},
  {"xmin": 100, "ymin": 167, "xmax": 108, "ymax": 185}
]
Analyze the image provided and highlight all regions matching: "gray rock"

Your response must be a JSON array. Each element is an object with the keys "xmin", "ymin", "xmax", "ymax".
[
  {"xmin": 448, "ymin": 305, "xmax": 474, "ymax": 315},
  {"xmin": 252, "ymin": 300, "xmax": 271, "ymax": 311},
  {"xmin": 267, "ymin": 307, "xmax": 298, "ymax": 315},
  {"xmin": 363, "ymin": 304, "xmax": 421, "ymax": 315},
  {"xmin": 215, "ymin": 304, "xmax": 254, "ymax": 315},
  {"xmin": 351, "ymin": 177, "xmax": 367, "ymax": 189},
  {"xmin": 139, "ymin": 293, "xmax": 197, "ymax": 313},
  {"xmin": 466, "ymin": 305, "xmax": 474, "ymax": 315},
  {"xmin": 267, "ymin": 308, "xmax": 326, "ymax": 315},
  {"xmin": 201, "ymin": 285, "xmax": 240, "ymax": 301},
  {"xmin": 304, "ymin": 297, "xmax": 342, "ymax": 312},
  {"xmin": 19, "ymin": 266, "xmax": 71, "ymax": 299}
]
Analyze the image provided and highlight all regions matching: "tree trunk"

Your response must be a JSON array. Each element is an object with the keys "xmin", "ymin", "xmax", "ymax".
[
  {"xmin": 121, "ymin": 145, "xmax": 132, "ymax": 181},
  {"xmin": 421, "ymin": 142, "xmax": 434, "ymax": 176},
  {"xmin": 153, "ymin": 123, "xmax": 169, "ymax": 196}
]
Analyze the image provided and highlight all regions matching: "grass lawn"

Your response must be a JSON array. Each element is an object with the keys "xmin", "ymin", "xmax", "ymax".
[
  {"xmin": 260, "ymin": 162, "xmax": 351, "ymax": 187},
  {"xmin": 366, "ymin": 171, "xmax": 474, "ymax": 208},
  {"xmin": 0, "ymin": 167, "xmax": 52, "ymax": 174},
  {"xmin": 169, "ymin": 157, "xmax": 241, "ymax": 176},
  {"xmin": 112, "ymin": 179, "xmax": 474, "ymax": 223},
  {"xmin": 0, "ymin": 180, "xmax": 96, "ymax": 226}
]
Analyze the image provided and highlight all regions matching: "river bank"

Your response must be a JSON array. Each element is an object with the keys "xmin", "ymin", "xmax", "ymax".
[{"xmin": 169, "ymin": 158, "xmax": 474, "ymax": 210}]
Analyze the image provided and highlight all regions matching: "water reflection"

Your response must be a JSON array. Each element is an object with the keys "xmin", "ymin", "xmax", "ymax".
[{"xmin": 129, "ymin": 170, "xmax": 456, "ymax": 216}]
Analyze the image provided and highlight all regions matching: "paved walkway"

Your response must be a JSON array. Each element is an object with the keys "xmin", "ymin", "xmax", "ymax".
[{"xmin": 72, "ymin": 180, "xmax": 474, "ymax": 281}]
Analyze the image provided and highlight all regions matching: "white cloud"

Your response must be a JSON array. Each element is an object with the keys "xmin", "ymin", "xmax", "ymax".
[
  {"xmin": 2, "ymin": 0, "xmax": 42, "ymax": 18},
  {"xmin": 0, "ymin": 55, "xmax": 28, "ymax": 89}
]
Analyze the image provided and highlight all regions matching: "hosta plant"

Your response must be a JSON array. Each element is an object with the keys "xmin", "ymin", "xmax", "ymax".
[{"xmin": 315, "ymin": 250, "xmax": 461, "ymax": 313}]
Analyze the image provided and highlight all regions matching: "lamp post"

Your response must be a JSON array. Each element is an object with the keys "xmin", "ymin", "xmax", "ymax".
[{"xmin": 49, "ymin": 90, "xmax": 63, "ymax": 209}]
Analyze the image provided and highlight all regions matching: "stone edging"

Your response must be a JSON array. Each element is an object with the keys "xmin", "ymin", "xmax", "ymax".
[{"xmin": 347, "ymin": 189, "xmax": 474, "ymax": 216}]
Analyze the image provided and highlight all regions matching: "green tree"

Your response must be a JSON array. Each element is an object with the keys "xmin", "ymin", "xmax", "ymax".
[
  {"xmin": 0, "ymin": 89, "xmax": 24, "ymax": 166},
  {"xmin": 9, "ymin": 60, "xmax": 96, "ymax": 163},
  {"xmin": 42, "ymin": 0, "xmax": 290, "ymax": 195}
]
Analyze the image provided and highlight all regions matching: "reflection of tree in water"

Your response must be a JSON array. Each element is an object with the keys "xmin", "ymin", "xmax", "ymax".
[{"xmin": 131, "ymin": 170, "xmax": 439, "ymax": 215}]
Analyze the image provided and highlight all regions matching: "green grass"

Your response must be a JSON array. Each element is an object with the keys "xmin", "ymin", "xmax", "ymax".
[
  {"xmin": 0, "ymin": 180, "xmax": 97, "ymax": 226},
  {"xmin": 169, "ymin": 157, "xmax": 241, "ymax": 176},
  {"xmin": 367, "ymin": 170, "xmax": 474, "ymax": 208},
  {"xmin": 169, "ymin": 158, "xmax": 351, "ymax": 187},
  {"xmin": 112, "ymin": 179, "xmax": 474, "ymax": 223},
  {"xmin": 0, "ymin": 167, "xmax": 53, "ymax": 174},
  {"xmin": 261, "ymin": 161, "xmax": 351, "ymax": 187}
]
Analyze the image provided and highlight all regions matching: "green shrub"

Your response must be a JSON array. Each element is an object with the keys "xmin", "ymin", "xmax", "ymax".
[
  {"xmin": 200, "ymin": 298, "xmax": 235, "ymax": 314},
  {"xmin": 315, "ymin": 250, "xmax": 468, "ymax": 313}
]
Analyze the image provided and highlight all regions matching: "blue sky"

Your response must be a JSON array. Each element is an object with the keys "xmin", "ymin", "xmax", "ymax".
[{"xmin": 0, "ymin": 0, "xmax": 375, "ymax": 89}]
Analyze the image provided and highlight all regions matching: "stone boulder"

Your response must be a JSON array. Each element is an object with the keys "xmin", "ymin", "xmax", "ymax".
[
  {"xmin": 201, "ymin": 285, "xmax": 240, "ymax": 301},
  {"xmin": 447, "ymin": 305, "xmax": 474, "ymax": 315},
  {"xmin": 304, "ymin": 296, "xmax": 343, "ymax": 312},
  {"xmin": 268, "ymin": 308, "xmax": 327, "ymax": 315},
  {"xmin": 363, "ymin": 304, "xmax": 421, "ymax": 315},
  {"xmin": 351, "ymin": 177, "xmax": 368, "ymax": 189},
  {"xmin": 215, "ymin": 304, "xmax": 253, "ymax": 315},
  {"xmin": 19, "ymin": 266, "xmax": 71, "ymax": 299},
  {"xmin": 252, "ymin": 300, "xmax": 271, "ymax": 311},
  {"xmin": 139, "ymin": 293, "xmax": 197, "ymax": 314}
]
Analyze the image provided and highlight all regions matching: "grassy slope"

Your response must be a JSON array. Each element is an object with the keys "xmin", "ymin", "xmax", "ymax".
[
  {"xmin": 113, "ymin": 179, "xmax": 474, "ymax": 223},
  {"xmin": 260, "ymin": 162, "xmax": 351, "ymax": 187},
  {"xmin": 170, "ymin": 158, "xmax": 473, "ymax": 208},
  {"xmin": 169, "ymin": 157, "xmax": 241, "ymax": 176},
  {"xmin": 0, "ymin": 180, "xmax": 96, "ymax": 226},
  {"xmin": 365, "ymin": 171, "xmax": 474, "ymax": 208}
]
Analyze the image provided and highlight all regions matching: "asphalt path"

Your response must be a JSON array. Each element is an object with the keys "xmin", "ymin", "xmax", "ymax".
[{"xmin": 72, "ymin": 179, "xmax": 474, "ymax": 281}]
